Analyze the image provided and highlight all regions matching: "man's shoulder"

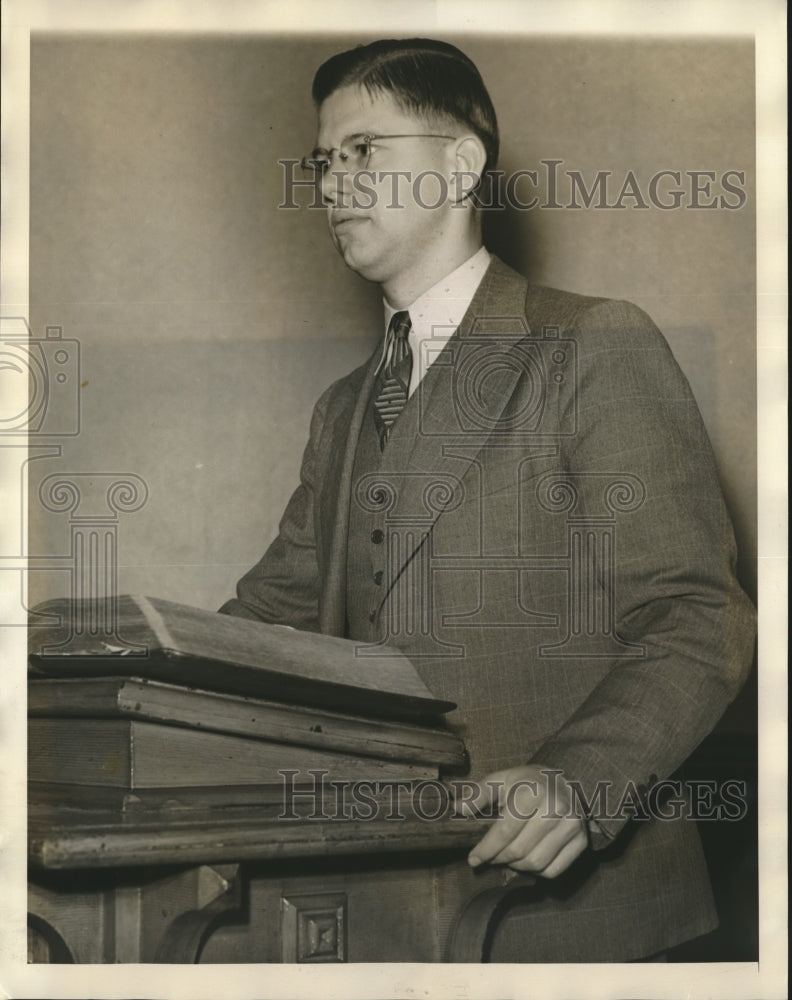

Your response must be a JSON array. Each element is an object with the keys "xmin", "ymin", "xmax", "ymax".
[
  {"xmin": 485, "ymin": 256, "xmax": 657, "ymax": 338},
  {"xmin": 312, "ymin": 354, "xmax": 373, "ymax": 423}
]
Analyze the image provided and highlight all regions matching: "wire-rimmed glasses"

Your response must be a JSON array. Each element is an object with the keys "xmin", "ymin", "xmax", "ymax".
[{"xmin": 300, "ymin": 132, "xmax": 457, "ymax": 178}]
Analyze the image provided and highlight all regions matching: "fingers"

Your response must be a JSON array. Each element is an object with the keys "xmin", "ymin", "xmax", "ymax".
[
  {"xmin": 459, "ymin": 764, "xmax": 591, "ymax": 878},
  {"xmin": 454, "ymin": 770, "xmax": 510, "ymax": 817},
  {"xmin": 470, "ymin": 814, "xmax": 587, "ymax": 876},
  {"xmin": 490, "ymin": 814, "xmax": 583, "ymax": 870},
  {"xmin": 537, "ymin": 827, "xmax": 589, "ymax": 879},
  {"xmin": 468, "ymin": 811, "xmax": 523, "ymax": 867}
]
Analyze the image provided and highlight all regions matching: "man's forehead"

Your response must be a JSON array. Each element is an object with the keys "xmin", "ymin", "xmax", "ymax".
[{"xmin": 316, "ymin": 85, "xmax": 422, "ymax": 142}]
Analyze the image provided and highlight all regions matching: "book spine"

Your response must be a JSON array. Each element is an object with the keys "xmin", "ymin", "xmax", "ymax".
[{"xmin": 27, "ymin": 678, "xmax": 467, "ymax": 767}]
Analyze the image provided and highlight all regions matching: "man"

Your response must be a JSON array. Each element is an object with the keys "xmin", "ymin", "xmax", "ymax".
[{"xmin": 220, "ymin": 38, "xmax": 755, "ymax": 961}]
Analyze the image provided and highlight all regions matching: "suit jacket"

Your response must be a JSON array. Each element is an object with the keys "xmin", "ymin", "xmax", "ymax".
[{"xmin": 221, "ymin": 255, "xmax": 756, "ymax": 961}]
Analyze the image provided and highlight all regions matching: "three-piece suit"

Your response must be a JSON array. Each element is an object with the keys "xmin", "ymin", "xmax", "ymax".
[{"xmin": 221, "ymin": 255, "xmax": 755, "ymax": 961}]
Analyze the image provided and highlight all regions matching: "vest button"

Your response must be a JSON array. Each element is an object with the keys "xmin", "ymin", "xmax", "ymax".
[
  {"xmin": 371, "ymin": 529, "xmax": 384, "ymax": 544},
  {"xmin": 368, "ymin": 610, "xmax": 377, "ymax": 623},
  {"xmin": 373, "ymin": 571, "xmax": 383, "ymax": 585}
]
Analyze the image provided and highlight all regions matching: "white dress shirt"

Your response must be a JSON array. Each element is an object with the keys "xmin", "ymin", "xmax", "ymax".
[{"xmin": 382, "ymin": 246, "xmax": 491, "ymax": 397}]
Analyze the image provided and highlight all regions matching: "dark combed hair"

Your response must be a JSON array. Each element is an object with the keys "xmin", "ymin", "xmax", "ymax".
[{"xmin": 311, "ymin": 38, "xmax": 499, "ymax": 178}]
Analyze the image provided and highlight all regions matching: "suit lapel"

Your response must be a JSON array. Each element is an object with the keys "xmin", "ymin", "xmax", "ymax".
[
  {"xmin": 318, "ymin": 255, "xmax": 535, "ymax": 629},
  {"xmin": 377, "ymin": 256, "xmax": 534, "ymax": 597}
]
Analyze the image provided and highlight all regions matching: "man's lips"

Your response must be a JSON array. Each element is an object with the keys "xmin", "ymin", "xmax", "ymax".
[{"xmin": 330, "ymin": 212, "xmax": 369, "ymax": 230}]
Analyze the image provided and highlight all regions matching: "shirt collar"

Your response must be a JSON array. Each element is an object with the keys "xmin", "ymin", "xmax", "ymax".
[{"xmin": 383, "ymin": 246, "xmax": 491, "ymax": 345}]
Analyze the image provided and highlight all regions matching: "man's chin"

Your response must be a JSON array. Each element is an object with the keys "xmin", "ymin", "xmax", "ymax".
[{"xmin": 335, "ymin": 244, "xmax": 387, "ymax": 283}]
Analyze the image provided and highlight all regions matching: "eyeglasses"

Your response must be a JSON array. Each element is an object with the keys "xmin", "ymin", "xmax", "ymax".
[{"xmin": 300, "ymin": 132, "xmax": 457, "ymax": 178}]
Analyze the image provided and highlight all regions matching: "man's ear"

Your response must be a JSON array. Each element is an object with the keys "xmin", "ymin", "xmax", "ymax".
[{"xmin": 450, "ymin": 134, "xmax": 487, "ymax": 203}]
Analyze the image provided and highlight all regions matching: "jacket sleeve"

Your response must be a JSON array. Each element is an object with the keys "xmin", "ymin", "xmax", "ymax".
[
  {"xmin": 530, "ymin": 298, "xmax": 756, "ymax": 844},
  {"xmin": 217, "ymin": 388, "xmax": 331, "ymax": 632}
]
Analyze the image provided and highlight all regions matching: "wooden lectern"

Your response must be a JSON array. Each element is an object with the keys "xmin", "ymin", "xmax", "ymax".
[{"xmin": 28, "ymin": 596, "xmax": 534, "ymax": 963}]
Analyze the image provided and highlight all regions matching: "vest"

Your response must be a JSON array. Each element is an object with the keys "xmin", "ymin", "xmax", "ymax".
[
  {"xmin": 345, "ymin": 356, "xmax": 429, "ymax": 644},
  {"xmin": 344, "ymin": 395, "xmax": 389, "ymax": 642}
]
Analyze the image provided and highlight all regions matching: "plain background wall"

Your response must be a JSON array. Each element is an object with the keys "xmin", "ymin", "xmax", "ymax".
[{"xmin": 28, "ymin": 32, "xmax": 755, "ymax": 653}]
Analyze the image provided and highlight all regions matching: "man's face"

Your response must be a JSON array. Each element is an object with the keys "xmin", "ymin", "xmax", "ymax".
[{"xmin": 315, "ymin": 85, "xmax": 460, "ymax": 290}]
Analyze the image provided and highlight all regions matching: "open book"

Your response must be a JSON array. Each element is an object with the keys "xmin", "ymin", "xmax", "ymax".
[{"xmin": 28, "ymin": 594, "xmax": 455, "ymax": 719}]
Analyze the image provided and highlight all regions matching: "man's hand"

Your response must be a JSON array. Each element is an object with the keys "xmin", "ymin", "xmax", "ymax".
[{"xmin": 456, "ymin": 764, "xmax": 589, "ymax": 879}]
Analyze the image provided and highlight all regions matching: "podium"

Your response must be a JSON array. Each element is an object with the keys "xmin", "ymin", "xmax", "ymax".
[{"xmin": 27, "ymin": 596, "xmax": 533, "ymax": 963}]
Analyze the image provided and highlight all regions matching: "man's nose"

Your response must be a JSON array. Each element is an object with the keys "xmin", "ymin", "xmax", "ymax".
[{"xmin": 321, "ymin": 167, "xmax": 353, "ymax": 207}]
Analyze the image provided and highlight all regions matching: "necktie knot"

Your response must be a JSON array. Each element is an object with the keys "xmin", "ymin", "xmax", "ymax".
[
  {"xmin": 383, "ymin": 310, "xmax": 412, "ymax": 373},
  {"xmin": 391, "ymin": 310, "xmax": 411, "ymax": 342}
]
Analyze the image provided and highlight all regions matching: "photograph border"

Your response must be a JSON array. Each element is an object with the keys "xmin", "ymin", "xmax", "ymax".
[{"xmin": 1, "ymin": 1, "xmax": 786, "ymax": 998}]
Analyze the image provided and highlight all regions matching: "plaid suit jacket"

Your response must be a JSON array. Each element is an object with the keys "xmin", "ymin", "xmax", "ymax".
[{"xmin": 222, "ymin": 255, "xmax": 756, "ymax": 960}]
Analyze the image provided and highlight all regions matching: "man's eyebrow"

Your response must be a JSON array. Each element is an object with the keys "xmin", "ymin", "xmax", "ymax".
[{"xmin": 312, "ymin": 130, "xmax": 375, "ymax": 154}]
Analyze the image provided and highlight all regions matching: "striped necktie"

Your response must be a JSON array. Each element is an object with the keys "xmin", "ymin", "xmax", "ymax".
[{"xmin": 373, "ymin": 311, "xmax": 413, "ymax": 450}]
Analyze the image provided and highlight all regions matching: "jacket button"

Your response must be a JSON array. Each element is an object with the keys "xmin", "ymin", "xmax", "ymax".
[
  {"xmin": 371, "ymin": 529, "xmax": 384, "ymax": 544},
  {"xmin": 368, "ymin": 610, "xmax": 377, "ymax": 623},
  {"xmin": 373, "ymin": 571, "xmax": 383, "ymax": 585}
]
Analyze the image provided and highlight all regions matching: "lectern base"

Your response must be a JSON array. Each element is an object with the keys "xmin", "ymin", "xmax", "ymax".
[{"xmin": 29, "ymin": 850, "xmax": 526, "ymax": 963}]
